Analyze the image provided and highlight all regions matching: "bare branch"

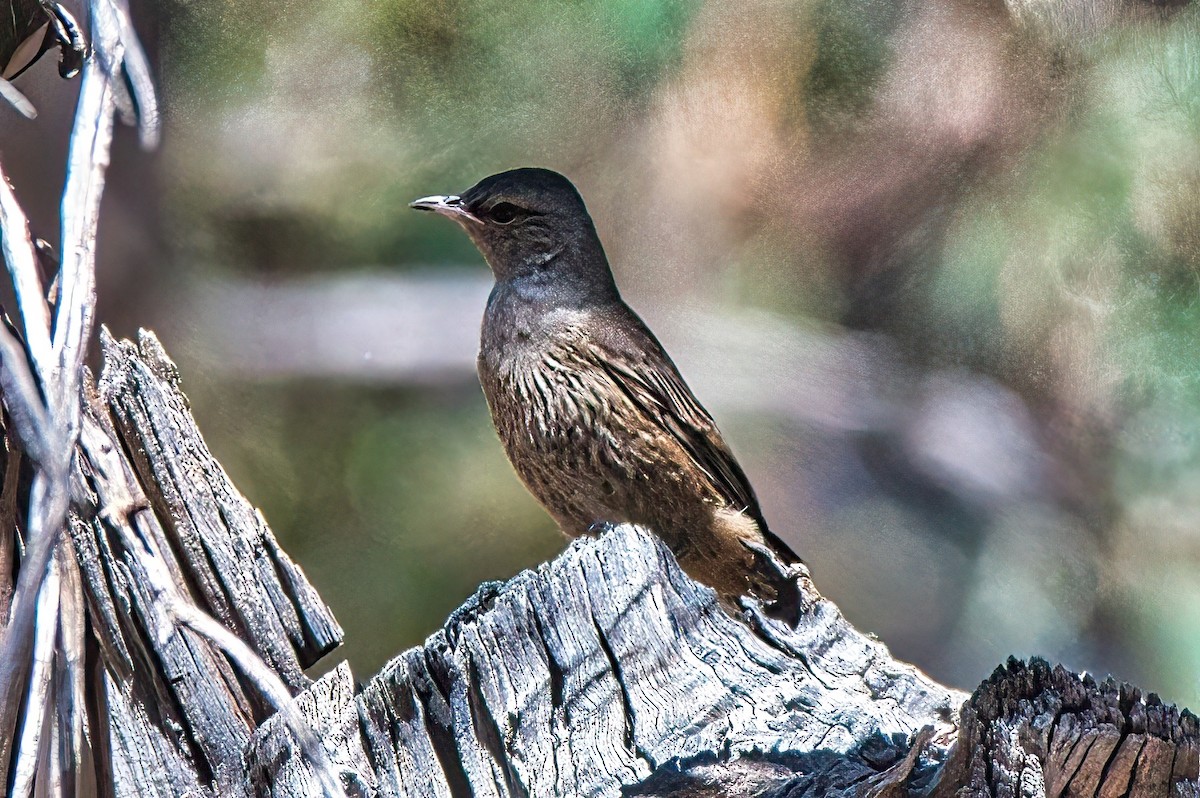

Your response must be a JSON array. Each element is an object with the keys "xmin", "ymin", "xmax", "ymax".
[
  {"xmin": 0, "ymin": 321, "xmax": 50, "ymax": 464},
  {"xmin": 0, "ymin": 442, "xmax": 19, "ymax": 622},
  {"xmin": 55, "ymin": 542, "xmax": 87, "ymax": 788},
  {"xmin": 104, "ymin": 0, "xmax": 159, "ymax": 148},
  {"xmin": 173, "ymin": 605, "xmax": 347, "ymax": 798},
  {"xmin": 0, "ymin": 166, "xmax": 52, "ymax": 377},
  {"xmin": 52, "ymin": 49, "xmax": 115, "ymax": 422},
  {"xmin": 0, "ymin": 0, "xmax": 154, "ymax": 722},
  {"xmin": 0, "ymin": 77, "xmax": 35, "ymax": 119},
  {"xmin": 8, "ymin": 555, "xmax": 60, "ymax": 798},
  {"xmin": 0, "ymin": 472, "xmax": 69, "ymax": 781},
  {"xmin": 0, "ymin": 0, "xmax": 160, "ymax": 787}
]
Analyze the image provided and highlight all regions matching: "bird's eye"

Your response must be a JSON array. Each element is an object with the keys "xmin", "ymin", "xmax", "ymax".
[{"xmin": 488, "ymin": 202, "xmax": 521, "ymax": 225}]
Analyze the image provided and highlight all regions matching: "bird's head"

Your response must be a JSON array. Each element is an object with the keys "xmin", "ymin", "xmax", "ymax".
[{"xmin": 411, "ymin": 168, "xmax": 613, "ymax": 290}]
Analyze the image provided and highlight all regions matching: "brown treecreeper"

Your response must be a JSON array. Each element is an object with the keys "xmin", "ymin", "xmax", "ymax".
[{"xmin": 412, "ymin": 168, "xmax": 801, "ymax": 620}]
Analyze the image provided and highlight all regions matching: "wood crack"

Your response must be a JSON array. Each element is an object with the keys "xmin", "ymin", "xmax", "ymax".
[
  {"xmin": 590, "ymin": 611, "xmax": 651, "ymax": 769},
  {"xmin": 465, "ymin": 652, "xmax": 529, "ymax": 798},
  {"xmin": 415, "ymin": 649, "xmax": 474, "ymax": 798}
]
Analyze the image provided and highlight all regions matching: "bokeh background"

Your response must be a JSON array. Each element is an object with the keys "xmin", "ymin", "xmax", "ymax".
[{"xmin": 2, "ymin": 0, "xmax": 1198, "ymax": 706}]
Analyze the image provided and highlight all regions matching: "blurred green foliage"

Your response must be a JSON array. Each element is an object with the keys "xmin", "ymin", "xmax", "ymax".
[
  {"xmin": 164, "ymin": 0, "xmax": 701, "ymax": 268},
  {"xmin": 186, "ymin": 379, "xmax": 559, "ymax": 669},
  {"xmin": 805, "ymin": 0, "xmax": 900, "ymax": 132},
  {"xmin": 154, "ymin": 0, "xmax": 1200, "ymax": 706}
]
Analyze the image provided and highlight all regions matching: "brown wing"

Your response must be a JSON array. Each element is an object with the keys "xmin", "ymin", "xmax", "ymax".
[{"xmin": 586, "ymin": 305, "xmax": 800, "ymax": 564}]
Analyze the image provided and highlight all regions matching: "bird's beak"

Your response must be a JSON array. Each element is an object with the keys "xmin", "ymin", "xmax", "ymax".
[{"xmin": 409, "ymin": 194, "xmax": 480, "ymax": 224}]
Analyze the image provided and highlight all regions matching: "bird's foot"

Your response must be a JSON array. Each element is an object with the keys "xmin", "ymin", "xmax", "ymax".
[
  {"xmin": 739, "ymin": 539, "xmax": 804, "ymax": 581},
  {"xmin": 739, "ymin": 539, "xmax": 805, "ymax": 626}
]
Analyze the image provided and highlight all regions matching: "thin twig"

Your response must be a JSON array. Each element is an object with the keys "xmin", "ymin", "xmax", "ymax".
[
  {"xmin": 0, "ymin": 322, "xmax": 51, "ymax": 464},
  {"xmin": 8, "ymin": 555, "xmax": 60, "ymax": 798},
  {"xmin": 52, "ymin": 50, "xmax": 115, "ymax": 425},
  {"xmin": 0, "ymin": 471, "xmax": 69, "ymax": 782},
  {"xmin": 104, "ymin": 0, "xmax": 159, "ymax": 148},
  {"xmin": 0, "ymin": 440, "xmax": 19, "ymax": 622},
  {"xmin": 0, "ymin": 167, "xmax": 53, "ymax": 378},
  {"xmin": 174, "ymin": 604, "xmax": 347, "ymax": 798},
  {"xmin": 55, "ymin": 542, "xmax": 86, "ymax": 790},
  {"xmin": 0, "ymin": 79, "xmax": 36, "ymax": 120}
]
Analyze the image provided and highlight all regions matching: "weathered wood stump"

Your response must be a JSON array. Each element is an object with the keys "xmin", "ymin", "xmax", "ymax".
[{"xmin": 65, "ymin": 332, "xmax": 1198, "ymax": 797}]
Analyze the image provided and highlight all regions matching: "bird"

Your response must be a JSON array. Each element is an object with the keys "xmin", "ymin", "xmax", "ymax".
[{"xmin": 411, "ymin": 167, "xmax": 801, "ymax": 620}]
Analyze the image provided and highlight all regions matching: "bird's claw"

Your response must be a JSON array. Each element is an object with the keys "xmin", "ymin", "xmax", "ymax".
[
  {"xmin": 739, "ymin": 538, "xmax": 804, "ymax": 625},
  {"xmin": 739, "ymin": 539, "xmax": 796, "ymax": 579}
]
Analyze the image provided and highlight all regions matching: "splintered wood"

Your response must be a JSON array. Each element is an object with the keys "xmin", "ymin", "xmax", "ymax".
[{"xmin": 71, "ymin": 329, "xmax": 341, "ymax": 795}]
